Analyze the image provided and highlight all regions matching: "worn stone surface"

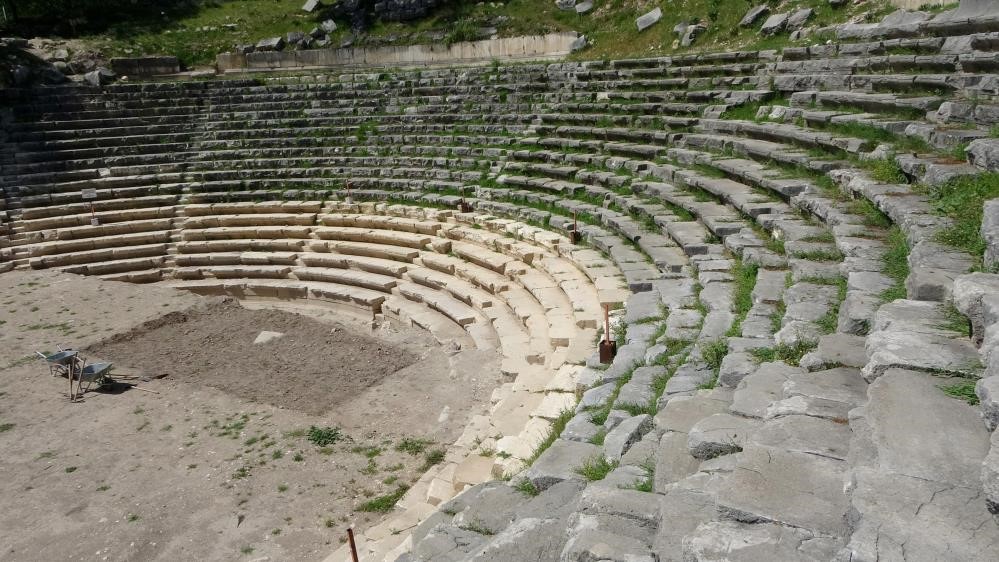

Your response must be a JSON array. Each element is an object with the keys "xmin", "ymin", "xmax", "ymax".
[
  {"xmin": 799, "ymin": 333, "xmax": 868, "ymax": 371},
  {"xmin": 604, "ymin": 414, "xmax": 652, "ymax": 461},
  {"xmin": 767, "ymin": 367, "xmax": 866, "ymax": 421},
  {"xmin": 521, "ymin": 439, "xmax": 599, "ymax": 491},
  {"xmin": 953, "ymin": 272, "xmax": 999, "ymax": 345},
  {"xmin": 968, "ymin": 138, "xmax": 999, "ymax": 172},
  {"xmin": 716, "ymin": 444, "xmax": 848, "ymax": 536},
  {"xmin": 978, "ymin": 376, "xmax": 999, "ymax": 432},
  {"xmin": 636, "ymin": 8, "xmax": 663, "ymax": 31},
  {"xmin": 687, "ymin": 413, "xmax": 761, "ymax": 459},
  {"xmin": 718, "ymin": 351, "xmax": 757, "ymax": 388},
  {"xmin": 653, "ymin": 488, "xmax": 716, "ymax": 559},
  {"xmin": 760, "ymin": 12, "xmax": 790, "ymax": 35},
  {"xmin": 447, "ymin": 482, "xmax": 524, "ymax": 534},
  {"xmin": 740, "ymin": 5, "xmax": 769, "ymax": 27},
  {"xmin": 863, "ymin": 330, "xmax": 983, "ymax": 382},
  {"xmin": 683, "ymin": 520, "xmax": 842, "ymax": 561},
  {"xmin": 984, "ymin": 199, "xmax": 999, "ymax": 270},
  {"xmin": 729, "ymin": 361, "xmax": 802, "ymax": 418},
  {"xmin": 655, "ymin": 432, "xmax": 701, "ymax": 492},
  {"xmin": 654, "ymin": 391, "xmax": 730, "ymax": 434},
  {"xmin": 842, "ymin": 369, "xmax": 999, "ymax": 561}
]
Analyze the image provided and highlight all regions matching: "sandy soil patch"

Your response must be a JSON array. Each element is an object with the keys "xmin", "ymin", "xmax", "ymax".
[{"xmin": 0, "ymin": 271, "xmax": 503, "ymax": 561}]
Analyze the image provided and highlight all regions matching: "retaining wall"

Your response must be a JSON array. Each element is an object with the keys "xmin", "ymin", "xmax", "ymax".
[{"xmin": 216, "ymin": 32, "xmax": 580, "ymax": 73}]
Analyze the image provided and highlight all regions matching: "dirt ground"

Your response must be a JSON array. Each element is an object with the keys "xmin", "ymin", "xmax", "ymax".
[{"xmin": 0, "ymin": 270, "xmax": 503, "ymax": 562}]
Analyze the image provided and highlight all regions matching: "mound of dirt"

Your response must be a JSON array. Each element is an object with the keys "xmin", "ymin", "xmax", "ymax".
[{"xmin": 87, "ymin": 299, "xmax": 419, "ymax": 416}]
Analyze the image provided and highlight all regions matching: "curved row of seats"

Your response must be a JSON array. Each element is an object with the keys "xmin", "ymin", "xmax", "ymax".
[{"xmin": 3, "ymin": 5, "xmax": 999, "ymax": 561}]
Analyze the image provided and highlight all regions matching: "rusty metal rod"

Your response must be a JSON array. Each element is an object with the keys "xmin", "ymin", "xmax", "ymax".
[{"xmin": 347, "ymin": 528, "xmax": 359, "ymax": 562}]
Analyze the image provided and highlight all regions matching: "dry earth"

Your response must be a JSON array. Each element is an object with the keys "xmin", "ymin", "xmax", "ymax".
[{"xmin": 0, "ymin": 270, "xmax": 503, "ymax": 561}]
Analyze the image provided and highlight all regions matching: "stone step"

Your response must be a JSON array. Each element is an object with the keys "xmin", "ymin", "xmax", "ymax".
[{"xmin": 841, "ymin": 367, "xmax": 999, "ymax": 560}]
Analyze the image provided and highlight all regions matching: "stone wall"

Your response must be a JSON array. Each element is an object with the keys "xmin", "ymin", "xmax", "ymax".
[
  {"xmin": 216, "ymin": 32, "xmax": 580, "ymax": 72},
  {"xmin": 109, "ymin": 56, "xmax": 181, "ymax": 76}
]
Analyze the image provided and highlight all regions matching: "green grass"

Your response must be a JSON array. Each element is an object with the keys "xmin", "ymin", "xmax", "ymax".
[
  {"xmin": 791, "ymin": 248, "xmax": 844, "ymax": 262},
  {"xmin": 631, "ymin": 461, "xmax": 655, "ymax": 493},
  {"xmin": 512, "ymin": 478, "xmax": 540, "ymax": 497},
  {"xmin": 881, "ymin": 227, "xmax": 910, "ymax": 302},
  {"xmin": 588, "ymin": 428, "xmax": 608, "ymax": 446},
  {"xmin": 848, "ymin": 198, "xmax": 892, "ymax": 229},
  {"xmin": 726, "ymin": 260, "xmax": 758, "ymax": 337},
  {"xmin": 863, "ymin": 158, "xmax": 908, "ymax": 184},
  {"xmin": 0, "ymin": 423, "xmax": 14, "ymax": 433},
  {"xmin": 357, "ymin": 485, "xmax": 410, "ymax": 513},
  {"xmin": 306, "ymin": 426, "xmax": 343, "ymax": 447},
  {"xmin": 700, "ymin": 339, "xmax": 728, "ymax": 375},
  {"xmin": 574, "ymin": 455, "xmax": 618, "ymax": 481},
  {"xmin": 940, "ymin": 303, "xmax": 971, "ymax": 337},
  {"xmin": 421, "ymin": 448, "xmax": 446, "ymax": 471},
  {"xmin": 815, "ymin": 276, "xmax": 848, "ymax": 335},
  {"xmin": 60, "ymin": 0, "xmax": 877, "ymax": 68},
  {"xmin": 525, "ymin": 408, "xmax": 575, "ymax": 467},
  {"xmin": 396, "ymin": 437, "xmax": 433, "ymax": 456},
  {"xmin": 749, "ymin": 340, "xmax": 818, "ymax": 367},
  {"xmin": 940, "ymin": 380, "xmax": 979, "ymax": 405},
  {"xmin": 928, "ymin": 173, "xmax": 999, "ymax": 266}
]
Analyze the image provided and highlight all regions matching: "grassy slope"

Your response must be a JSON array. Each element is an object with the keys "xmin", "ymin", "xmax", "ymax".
[{"xmin": 78, "ymin": 0, "xmax": 896, "ymax": 67}]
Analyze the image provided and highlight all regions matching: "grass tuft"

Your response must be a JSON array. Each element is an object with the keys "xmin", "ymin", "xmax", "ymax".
[
  {"xmin": 940, "ymin": 380, "xmax": 979, "ymax": 405},
  {"xmin": 574, "ymin": 455, "xmax": 618, "ymax": 481},
  {"xmin": 357, "ymin": 485, "xmax": 410, "ymax": 513}
]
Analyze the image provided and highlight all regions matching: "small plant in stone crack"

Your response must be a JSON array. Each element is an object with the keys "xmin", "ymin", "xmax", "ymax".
[
  {"xmin": 512, "ymin": 478, "xmax": 540, "ymax": 497},
  {"xmin": 575, "ymin": 455, "xmax": 618, "ymax": 481}
]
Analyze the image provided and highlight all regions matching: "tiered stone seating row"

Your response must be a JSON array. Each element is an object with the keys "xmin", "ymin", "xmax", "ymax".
[{"xmin": 3, "ymin": 4, "xmax": 999, "ymax": 560}]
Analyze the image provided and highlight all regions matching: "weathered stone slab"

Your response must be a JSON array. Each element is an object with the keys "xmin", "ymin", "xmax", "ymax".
[
  {"xmin": 604, "ymin": 414, "xmax": 652, "ymax": 461},
  {"xmin": 863, "ymin": 330, "xmax": 983, "ymax": 382},
  {"xmin": 654, "ymin": 432, "xmax": 701, "ymax": 492},
  {"xmin": 767, "ymin": 367, "xmax": 867, "ymax": 421},
  {"xmin": 688, "ymin": 413, "xmax": 761, "ymax": 459},
  {"xmin": 750, "ymin": 414, "xmax": 851, "ymax": 460},
  {"xmin": 683, "ymin": 520, "xmax": 842, "ymax": 561},
  {"xmin": 730, "ymin": 361, "xmax": 803, "ymax": 418},
  {"xmin": 760, "ymin": 13, "xmax": 789, "ymax": 35},
  {"xmin": 522, "ymin": 439, "xmax": 599, "ymax": 491},
  {"xmin": 842, "ymin": 369, "xmax": 998, "ymax": 561},
  {"xmin": 716, "ymin": 444, "xmax": 848, "ymax": 536},
  {"xmin": 739, "ymin": 5, "xmax": 769, "ymax": 27},
  {"xmin": 636, "ymin": 8, "xmax": 662, "ymax": 31}
]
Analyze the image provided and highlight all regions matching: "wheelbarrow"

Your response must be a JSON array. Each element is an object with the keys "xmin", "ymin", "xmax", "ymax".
[
  {"xmin": 37, "ymin": 350, "xmax": 79, "ymax": 378},
  {"xmin": 77, "ymin": 362, "xmax": 114, "ymax": 397}
]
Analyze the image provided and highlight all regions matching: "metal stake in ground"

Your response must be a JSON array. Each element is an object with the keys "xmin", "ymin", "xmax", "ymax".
[
  {"xmin": 570, "ymin": 210, "xmax": 582, "ymax": 244},
  {"xmin": 599, "ymin": 303, "xmax": 617, "ymax": 363},
  {"xmin": 347, "ymin": 528, "xmax": 360, "ymax": 562},
  {"xmin": 345, "ymin": 180, "xmax": 353, "ymax": 205}
]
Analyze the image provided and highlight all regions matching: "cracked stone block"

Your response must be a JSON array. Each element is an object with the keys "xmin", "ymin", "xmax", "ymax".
[
  {"xmin": 766, "ymin": 367, "xmax": 867, "ymax": 421},
  {"xmin": 604, "ymin": 414, "xmax": 652, "ymax": 461},
  {"xmin": 654, "ymin": 390, "xmax": 731, "ymax": 434},
  {"xmin": 841, "ymin": 368, "xmax": 997, "ymax": 561},
  {"xmin": 683, "ymin": 520, "xmax": 842, "ymax": 561},
  {"xmin": 730, "ymin": 361, "xmax": 803, "ymax": 418},
  {"xmin": 863, "ymin": 330, "xmax": 983, "ymax": 382},
  {"xmin": 718, "ymin": 351, "xmax": 756, "ymax": 388},
  {"xmin": 799, "ymin": 332, "xmax": 868, "ymax": 371},
  {"xmin": 715, "ymin": 444, "xmax": 848, "ymax": 537},
  {"xmin": 616, "ymin": 365, "xmax": 665, "ymax": 407}
]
